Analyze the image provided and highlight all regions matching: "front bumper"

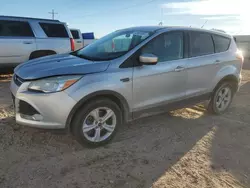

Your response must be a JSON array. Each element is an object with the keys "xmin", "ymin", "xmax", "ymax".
[{"xmin": 10, "ymin": 77, "xmax": 77, "ymax": 129}]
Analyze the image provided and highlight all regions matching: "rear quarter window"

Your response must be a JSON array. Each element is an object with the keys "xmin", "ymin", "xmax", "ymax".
[
  {"xmin": 39, "ymin": 23, "xmax": 69, "ymax": 38},
  {"xmin": 0, "ymin": 20, "xmax": 34, "ymax": 37},
  {"xmin": 70, "ymin": 30, "xmax": 80, "ymax": 39},
  {"xmin": 213, "ymin": 35, "xmax": 231, "ymax": 53}
]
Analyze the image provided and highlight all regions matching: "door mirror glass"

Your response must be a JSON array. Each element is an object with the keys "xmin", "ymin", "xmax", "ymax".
[{"xmin": 139, "ymin": 53, "xmax": 158, "ymax": 65}]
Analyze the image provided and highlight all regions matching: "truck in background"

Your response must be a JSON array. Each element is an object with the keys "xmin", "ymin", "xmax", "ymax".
[
  {"xmin": 70, "ymin": 29, "xmax": 84, "ymax": 50},
  {"xmin": 0, "ymin": 16, "xmax": 74, "ymax": 68},
  {"xmin": 82, "ymin": 32, "xmax": 95, "ymax": 47}
]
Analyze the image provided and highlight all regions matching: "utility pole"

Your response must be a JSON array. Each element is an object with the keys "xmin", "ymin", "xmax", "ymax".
[{"xmin": 48, "ymin": 9, "xmax": 58, "ymax": 20}]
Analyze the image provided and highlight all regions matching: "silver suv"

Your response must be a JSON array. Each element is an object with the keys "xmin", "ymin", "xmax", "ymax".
[
  {"xmin": 0, "ymin": 16, "xmax": 74, "ymax": 68},
  {"xmin": 10, "ymin": 26, "xmax": 243, "ymax": 146}
]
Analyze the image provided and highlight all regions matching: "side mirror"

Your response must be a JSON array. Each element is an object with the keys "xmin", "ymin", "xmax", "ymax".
[{"xmin": 139, "ymin": 53, "xmax": 158, "ymax": 65}]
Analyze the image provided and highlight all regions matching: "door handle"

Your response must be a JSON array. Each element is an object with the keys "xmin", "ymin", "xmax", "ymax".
[
  {"xmin": 214, "ymin": 60, "xmax": 220, "ymax": 64},
  {"xmin": 23, "ymin": 41, "xmax": 33, "ymax": 44},
  {"xmin": 174, "ymin": 66, "xmax": 185, "ymax": 72},
  {"xmin": 76, "ymin": 41, "xmax": 82, "ymax": 43},
  {"xmin": 120, "ymin": 78, "xmax": 130, "ymax": 82}
]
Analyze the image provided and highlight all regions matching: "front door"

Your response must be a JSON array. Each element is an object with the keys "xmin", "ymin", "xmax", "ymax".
[{"xmin": 132, "ymin": 31, "xmax": 187, "ymax": 116}]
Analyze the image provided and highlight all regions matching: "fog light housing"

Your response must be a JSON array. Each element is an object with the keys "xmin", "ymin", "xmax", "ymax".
[{"xmin": 20, "ymin": 114, "xmax": 43, "ymax": 121}]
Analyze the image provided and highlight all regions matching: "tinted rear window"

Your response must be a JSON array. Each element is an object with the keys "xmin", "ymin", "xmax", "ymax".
[
  {"xmin": 39, "ymin": 23, "xmax": 68, "ymax": 38},
  {"xmin": 70, "ymin": 30, "xmax": 80, "ymax": 39},
  {"xmin": 213, "ymin": 35, "xmax": 231, "ymax": 53},
  {"xmin": 0, "ymin": 20, "xmax": 34, "ymax": 37},
  {"xmin": 189, "ymin": 32, "xmax": 214, "ymax": 57}
]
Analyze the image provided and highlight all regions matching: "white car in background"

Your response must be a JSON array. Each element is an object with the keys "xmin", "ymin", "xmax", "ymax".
[
  {"xmin": 70, "ymin": 28, "xmax": 84, "ymax": 50},
  {"xmin": 0, "ymin": 16, "xmax": 75, "ymax": 68}
]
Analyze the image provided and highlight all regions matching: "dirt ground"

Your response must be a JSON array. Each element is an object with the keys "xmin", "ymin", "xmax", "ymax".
[{"xmin": 1, "ymin": 65, "xmax": 250, "ymax": 188}]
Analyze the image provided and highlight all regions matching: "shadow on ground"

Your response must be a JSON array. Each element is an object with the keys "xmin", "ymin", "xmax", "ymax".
[{"xmin": 210, "ymin": 82, "xmax": 250, "ymax": 187}]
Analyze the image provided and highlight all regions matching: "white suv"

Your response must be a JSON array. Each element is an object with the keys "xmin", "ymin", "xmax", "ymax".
[{"xmin": 0, "ymin": 16, "xmax": 75, "ymax": 68}]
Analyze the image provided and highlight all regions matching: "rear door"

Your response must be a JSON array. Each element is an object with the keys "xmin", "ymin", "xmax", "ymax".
[
  {"xmin": 70, "ymin": 29, "xmax": 83, "ymax": 50},
  {"xmin": 185, "ymin": 31, "xmax": 218, "ymax": 97},
  {"xmin": 0, "ymin": 20, "xmax": 36, "ymax": 66},
  {"xmin": 37, "ymin": 22, "xmax": 71, "ymax": 54}
]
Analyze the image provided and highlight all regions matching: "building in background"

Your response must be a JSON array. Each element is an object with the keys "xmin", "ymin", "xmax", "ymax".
[{"xmin": 234, "ymin": 35, "xmax": 250, "ymax": 59}]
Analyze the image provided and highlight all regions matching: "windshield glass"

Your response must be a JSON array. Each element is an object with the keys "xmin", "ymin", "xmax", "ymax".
[{"xmin": 72, "ymin": 29, "xmax": 153, "ymax": 61}]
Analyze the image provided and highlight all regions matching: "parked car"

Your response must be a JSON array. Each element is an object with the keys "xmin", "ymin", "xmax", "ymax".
[
  {"xmin": 70, "ymin": 28, "xmax": 83, "ymax": 50},
  {"xmin": 0, "ymin": 16, "xmax": 74, "ymax": 68},
  {"xmin": 10, "ymin": 26, "xmax": 243, "ymax": 147}
]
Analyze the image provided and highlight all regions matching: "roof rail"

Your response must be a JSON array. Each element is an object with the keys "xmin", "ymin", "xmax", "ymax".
[
  {"xmin": 0, "ymin": 15, "xmax": 60, "ymax": 22},
  {"xmin": 211, "ymin": 28, "xmax": 226, "ymax": 33}
]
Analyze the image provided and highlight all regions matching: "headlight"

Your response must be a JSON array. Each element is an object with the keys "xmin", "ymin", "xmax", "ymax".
[{"xmin": 28, "ymin": 75, "xmax": 82, "ymax": 93}]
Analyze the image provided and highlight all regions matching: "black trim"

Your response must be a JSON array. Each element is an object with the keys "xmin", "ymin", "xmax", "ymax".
[
  {"xmin": 13, "ymin": 74, "xmax": 24, "ymax": 86},
  {"xmin": 211, "ymin": 34, "xmax": 216, "ymax": 53},
  {"xmin": 19, "ymin": 100, "xmax": 40, "ymax": 116},
  {"xmin": 66, "ymin": 90, "xmax": 131, "ymax": 130},
  {"xmin": 183, "ymin": 31, "xmax": 189, "ymax": 58},
  {"xmin": 187, "ymin": 31, "xmax": 215, "ymax": 58},
  {"xmin": 120, "ymin": 78, "xmax": 130, "ymax": 82},
  {"xmin": 133, "ymin": 93, "xmax": 211, "ymax": 120},
  {"xmin": 212, "ymin": 34, "xmax": 231, "ymax": 53}
]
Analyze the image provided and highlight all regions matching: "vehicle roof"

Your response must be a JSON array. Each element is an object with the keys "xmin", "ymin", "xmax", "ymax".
[
  {"xmin": 121, "ymin": 26, "xmax": 232, "ymax": 38},
  {"xmin": 0, "ymin": 15, "xmax": 60, "ymax": 23}
]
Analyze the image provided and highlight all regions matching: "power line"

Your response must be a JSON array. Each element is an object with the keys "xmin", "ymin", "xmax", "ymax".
[
  {"xmin": 48, "ymin": 9, "xmax": 58, "ymax": 20},
  {"xmin": 80, "ymin": 0, "xmax": 159, "ymax": 18}
]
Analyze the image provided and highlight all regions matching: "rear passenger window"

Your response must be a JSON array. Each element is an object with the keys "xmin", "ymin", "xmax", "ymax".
[
  {"xmin": 189, "ymin": 32, "xmax": 214, "ymax": 57},
  {"xmin": 141, "ymin": 32, "xmax": 184, "ymax": 62},
  {"xmin": 213, "ymin": 35, "xmax": 230, "ymax": 53},
  {"xmin": 39, "ymin": 23, "xmax": 69, "ymax": 38},
  {"xmin": 0, "ymin": 20, "xmax": 34, "ymax": 37},
  {"xmin": 70, "ymin": 30, "xmax": 80, "ymax": 39}
]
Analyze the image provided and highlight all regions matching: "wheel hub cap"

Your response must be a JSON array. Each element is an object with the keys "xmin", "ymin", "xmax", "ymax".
[{"xmin": 82, "ymin": 107, "xmax": 117, "ymax": 142}]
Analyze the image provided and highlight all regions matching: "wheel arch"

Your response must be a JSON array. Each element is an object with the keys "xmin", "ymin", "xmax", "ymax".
[
  {"xmin": 214, "ymin": 74, "xmax": 239, "ymax": 93},
  {"xmin": 66, "ymin": 90, "xmax": 131, "ymax": 132}
]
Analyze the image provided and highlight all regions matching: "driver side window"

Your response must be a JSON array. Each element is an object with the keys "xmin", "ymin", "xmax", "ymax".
[{"xmin": 141, "ymin": 32, "xmax": 184, "ymax": 62}]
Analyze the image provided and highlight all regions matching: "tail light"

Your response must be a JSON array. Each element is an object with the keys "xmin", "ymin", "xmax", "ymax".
[
  {"xmin": 70, "ymin": 38, "xmax": 75, "ymax": 51},
  {"xmin": 236, "ymin": 49, "xmax": 244, "ymax": 63}
]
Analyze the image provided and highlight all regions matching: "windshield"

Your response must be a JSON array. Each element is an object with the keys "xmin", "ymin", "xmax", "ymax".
[{"xmin": 72, "ymin": 29, "xmax": 153, "ymax": 61}]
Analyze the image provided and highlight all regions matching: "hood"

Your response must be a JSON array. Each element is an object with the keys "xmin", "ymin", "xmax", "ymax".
[{"xmin": 15, "ymin": 53, "xmax": 110, "ymax": 80}]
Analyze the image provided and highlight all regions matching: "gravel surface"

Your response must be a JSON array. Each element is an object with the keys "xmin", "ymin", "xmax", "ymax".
[{"xmin": 0, "ymin": 67, "xmax": 250, "ymax": 188}]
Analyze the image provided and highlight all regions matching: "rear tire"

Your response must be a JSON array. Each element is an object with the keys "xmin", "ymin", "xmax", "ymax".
[
  {"xmin": 71, "ymin": 98, "xmax": 122, "ymax": 147},
  {"xmin": 208, "ymin": 82, "xmax": 235, "ymax": 115}
]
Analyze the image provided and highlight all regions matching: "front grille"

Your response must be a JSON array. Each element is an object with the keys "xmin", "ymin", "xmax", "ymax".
[
  {"xmin": 13, "ymin": 74, "xmax": 25, "ymax": 86},
  {"xmin": 19, "ymin": 100, "xmax": 40, "ymax": 116}
]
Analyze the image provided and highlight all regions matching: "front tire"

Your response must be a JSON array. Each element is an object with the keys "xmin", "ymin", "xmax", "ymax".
[
  {"xmin": 71, "ymin": 98, "xmax": 122, "ymax": 147},
  {"xmin": 208, "ymin": 82, "xmax": 234, "ymax": 115}
]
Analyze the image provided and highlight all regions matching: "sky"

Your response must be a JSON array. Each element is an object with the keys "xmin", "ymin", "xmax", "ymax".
[{"xmin": 0, "ymin": 0, "xmax": 249, "ymax": 38}]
